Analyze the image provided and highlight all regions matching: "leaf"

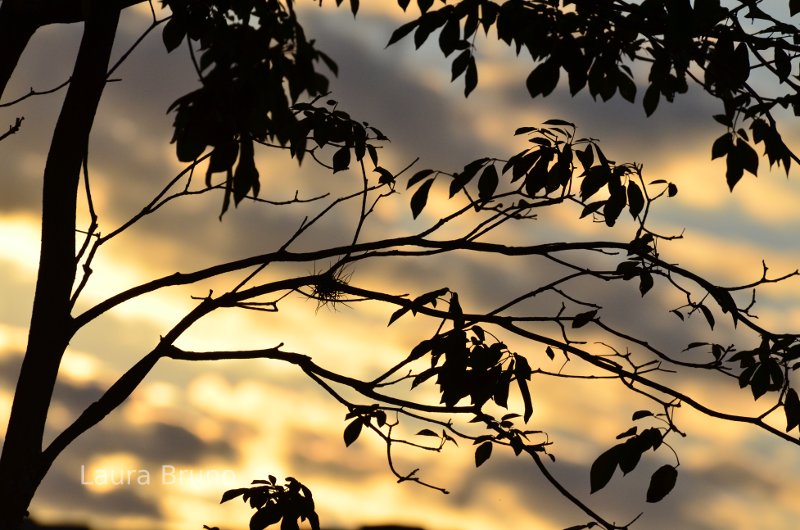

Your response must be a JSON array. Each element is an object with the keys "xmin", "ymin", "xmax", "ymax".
[
  {"xmin": 646, "ymin": 465, "xmax": 678, "ymax": 503},
  {"xmin": 220, "ymin": 488, "xmax": 249, "ymax": 504},
  {"xmin": 572, "ymin": 310, "xmax": 597, "ymax": 328},
  {"xmin": 408, "ymin": 168, "xmax": 435, "ymax": 188},
  {"xmin": 526, "ymin": 59, "xmax": 560, "ymax": 97},
  {"xmin": 580, "ymin": 165, "xmax": 610, "ymax": 200},
  {"xmin": 643, "ymin": 83, "xmax": 660, "ymax": 116},
  {"xmin": 464, "ymin": 56, "xmax": 478, "ymax": 97},
  {"xmin": 516, "ymin": 373, "xmax": 533, "ymax": 422},
  {"xmin": 439, "ymin": 17, "xmax": 460, "ymax": 57},
  {"xmin": 632, "ymin": 410, "xmax": 653, "ymax": 421},
  {"xmin": 332, "ymin": 146, "xmax": 350, "ymax": 173},
  {"xmin": 475, "ymin": 441, "xmax": 493, "ymax": 467},
  {"xmin": 618, "ymin": 437, "xmax": 644, "ymax": 474},
  {"xmin": 416, "ymin": 428, "xmax": 439, "ymax": 437},
  {"xmin": 374, "ymin": 166, "xmax": 394, "ymax": 185},
  {"xmin": 699, "ymin": 304, "xmax": 715, "ymax": 330},
  {"xmin": 590, "ymin": 446, "xmax": 620, "ymax": 493},
  {"xmin": 616, "ymin": 426, "xmax": 637, "ymax": 440},
  {"xmin": 627, "ymin": 181, "xmax": 644, "ymax": 218},
  {"xmin": 162, "ymin": 17, "xmax": 186, "ymax": 53},
  {"xmin": 791, "ymin": 0, "xmax": 800, "ymax": 16},
  {"xmin": 575, "ymin": 146, "xmax": 594, "ymax": 171},
  {"xmin": 580, "ymin": 201, "xmax": 605, "ymax": 219},
  {"xmin": 343, "ymin": 418, "xmax": 363, "ymax": 447},
  {"xmin": 410, "ymin": 178, "xmax": 435, "ymax": 219},
  {"xmin": 451, "ymin": 50, "xmax": 471, "ymax": 81},
  {"xmin": 785, "ymin": 388, "xmax": 800, "ymax": 432},
  {"xmin": 388, "ymin": 306, "xmax": 410, "ymax": 326},
  {"xmin": 543, "ymin": 119, "xmax": 575, "ymax": 128},
  {"xmin": 712, "ymin": 133, "xmax": 733, "ymax": 160},
  {"xmin": 737, "ymin": 140, "xmax": 759, "ymax": 176},
  {"xmin": 477, "ymin": 164, "xmax": 499, "ymax": 200},
  {"xmin": 387, "ymin": 20, "xmax": 419, "ymax": 47},
  {"xmin": 639, "ymin": 271, "xmax": 654, "ymax": 296},
  {"xmin": 545, "ymin": 346, "xmax": 555, "ymax": 360},
  {"xmin": 667, "ymin": 183, "xmax": 678, "ymax": 197}
]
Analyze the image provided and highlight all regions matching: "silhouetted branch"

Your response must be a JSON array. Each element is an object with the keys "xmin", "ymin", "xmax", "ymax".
[{"xmin": 0, "ymin": 116, "xmax": 22, "ymax": 141}]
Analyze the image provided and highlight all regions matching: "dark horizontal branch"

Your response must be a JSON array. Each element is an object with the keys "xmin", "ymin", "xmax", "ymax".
[{"xmin": 73, "ymin": 237, "xmax": 631, "ymax": 328}]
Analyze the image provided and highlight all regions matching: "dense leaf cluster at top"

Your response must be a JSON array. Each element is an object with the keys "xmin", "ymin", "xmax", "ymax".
[
  {"xmin": 385, "ymin": 0, "xmax": 800, "ymax": 191},
  {"xmin": 160, "ymin": 0, "xmax": 800, "ymax": 216}
]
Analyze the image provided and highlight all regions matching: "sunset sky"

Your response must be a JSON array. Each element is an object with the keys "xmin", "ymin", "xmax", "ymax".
[{"xmin": 2, "ymin": 2, "xmax": 800, "ymax": 529}]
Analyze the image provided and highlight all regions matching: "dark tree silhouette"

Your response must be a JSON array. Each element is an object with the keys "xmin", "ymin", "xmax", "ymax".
[{"xmin": 0, "ymin": 1, "xmax": 798, "ymax": 529}]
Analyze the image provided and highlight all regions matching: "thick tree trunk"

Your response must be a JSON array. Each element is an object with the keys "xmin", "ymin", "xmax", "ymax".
[{"xmin": 0, "ymin": 3, "xmax": 120, "ymax": 528}]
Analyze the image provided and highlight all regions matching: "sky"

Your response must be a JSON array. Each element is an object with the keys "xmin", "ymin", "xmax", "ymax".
[{"xmin": 1, "ymin": 1, "xmax": 800, "ymax": 529}]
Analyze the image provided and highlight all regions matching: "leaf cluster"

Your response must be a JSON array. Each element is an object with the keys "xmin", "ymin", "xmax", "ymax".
[
  {"xmin": 219, "ymin": 476, "xmax": 320, "ymax": 530},
  {"xmin": 386, "ymin": 0, "xmax": 800, "ymax": 190},
  {"xmin": 590, "ymin": 419, "xmax": 676, "ymax": 504},
  {"xmin": 162, "ymin": 0, "xmax": 345, "ymax": 214}
]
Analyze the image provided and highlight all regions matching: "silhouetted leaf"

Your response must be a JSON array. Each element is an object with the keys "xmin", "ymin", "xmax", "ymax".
[
  {"xmin": 527, "ymin": 59, "xmax": 560, "ymax": 97},
  {"xmin": 408, "ymin": 169, "xmax": 435, "ymax": 188},
  {"xmin": 785, "ymin": 388, "xmax": 800, "ymax": 432},
  {"xmin": 220, "ymin": 488, "xmax": 250, "ymax": 504},
  {"xmin": 576, "ymin": 146, "xmax": 594, "ymax": 171},
  {"xmin": 699, "ymin": 304, "xmax": 715, "ymax": 329},
  {"xmin": 410, "ymin": 178, "xmax": 434, "ymax": 219},
  {"xmin": 343, "ymin": 418, "xmax": 363, "ymax": 446},
  {"xmin": 791, "ymin": 0, "xmax": 800, "ymax": 16},
  {"xmin": 580, "ymin": 201, "xmax": 605, "ymax": 219},
  {"xmin": 478, "ymin": 164, "xmax": 499, "ymax": 200},
  {"xmin": 639, "ymin": 271, "xmax": 654, "ymax": 296},
  {"xmin": 464, "ymin": 56, "xmax": 478, "ymax": 97},
  {"xmin": 616, "ymin": 426, "xmax": 637, "ymax": 440},
  {"xmin": 162, "ymin": 17, "xmax": 186, "ymax": 53},
  {"xmin": 646, "ymin": 465, "xmax": 678, "ymax": 503},
  {"xmin": 451, "ymin": 50, "xmax": 471, "ymax": 81},
  {"xmin": 439, "ymin": 18, "xmax": 460, "ymax": 57},
  {"xmin": 516, "ymin": 372, "xmax": 533, "ymax": 422},
  {"xmin": 581, "ymin": 165, "xmax": 610, "ymax": 200},
  {"xmin": 388, "ymin": 306, "xmax": 410, "ymax": 326},
  {"xmin": 332, "ymin": 146, "xmax": 350, "ymax": 173},
  {"xmin": 627, "ymin": 182, "xmax": 644, "ymax": 218},
  {"xmin": 475, "ymin": 441, "xmax": 493, "ymax": 467},
  {"xmin": 572, "ymin": 310, "xmax": 597, "ymax": 328},
  {"xmin": 387, "ymin": 20, "xmax": 419, "ymax": 46},
  {"xmin": 590, "ymin": 445, "xmax": 620, "ymax": 493},
  {"xmin": 545, "ymin": 346, "xmax": 555, "ymax": 360},
  {"xmin": 416, "ymin": 428, "xmax": 439, "ymax": 437},
  {"xmin": 667, "ymin": 183, "xmax": 678, "ymax": 197},
  {"xmin": 618, "ymin": 437, "xmax": 643, "ymax": 474},
  {"xmin": 632, "ymin": 410, "xmax": 653, "ymax": 421},
  {"xmin": 371, "ymin": 166, "xmax": 394, "ymax": 186},
  {"xmin": 643, "ymin": 83, "xmax": 660, "ymax": 116},
  {"xmin": 543, "ymin": 119, "xmax": 575, "ymax": 128}
]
